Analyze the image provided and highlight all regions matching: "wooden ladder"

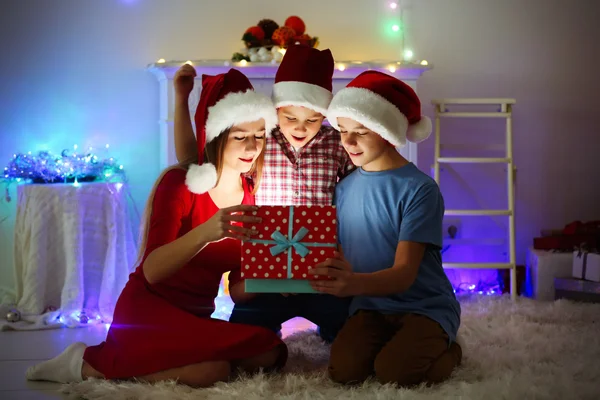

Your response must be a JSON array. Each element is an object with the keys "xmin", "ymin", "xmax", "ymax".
[{"xmin": 431, "ymin": 98, "xmax": 518, "ymax": 300}]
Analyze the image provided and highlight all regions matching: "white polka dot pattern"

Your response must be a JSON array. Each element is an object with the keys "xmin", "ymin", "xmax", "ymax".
[
  {"xmin": 288, "ymin": 205, "xmax": 337, "ymax": 279},
  {"xmin": 240, "ymin": 205, "xmax": 337, "ymax": 281}
]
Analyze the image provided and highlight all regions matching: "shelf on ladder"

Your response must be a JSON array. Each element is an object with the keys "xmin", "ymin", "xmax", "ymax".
[
  {"xmin": 443, "ymin": 262, "xmax": 514, "ymax": 269},
  {"xmin": 445, "ymin": 210, "xmax": 513, "ymax": 216},
  {"xmin": 437, "ymin": 157, "xmax": 511, "ymax": 163}
]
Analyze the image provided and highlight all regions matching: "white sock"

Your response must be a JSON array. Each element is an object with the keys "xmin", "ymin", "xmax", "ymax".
[{"xmin": 26, "ymin": 342, "xmax": 86, "ymax": 383}]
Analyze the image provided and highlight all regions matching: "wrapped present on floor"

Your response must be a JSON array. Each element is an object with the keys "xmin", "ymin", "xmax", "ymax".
[
  {"xmin": 534, "ymin": 220, "xmax": 600, "ymax": 251},
  {"xmin": 241, "ymin": 205, "xmax": 337, "ymax": 293},
  {"xmin": 573, "ymin": 249, "xmax": 600, "ymax": 283}
]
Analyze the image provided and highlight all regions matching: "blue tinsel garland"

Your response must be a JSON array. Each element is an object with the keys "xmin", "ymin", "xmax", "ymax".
[{"xmin": 3, "ymin": 147, "xmax": 125, "ymax": 184}]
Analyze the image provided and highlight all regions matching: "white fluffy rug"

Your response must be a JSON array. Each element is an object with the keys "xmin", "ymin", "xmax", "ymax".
[{"xmin": 61, "ymin": 295, "xmax": 600, "ymax": 400}]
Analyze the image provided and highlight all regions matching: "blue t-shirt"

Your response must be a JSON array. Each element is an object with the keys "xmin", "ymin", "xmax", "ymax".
[{"xmin": 335, "ymin": 163, "xmax": 461, "ymax": 343}]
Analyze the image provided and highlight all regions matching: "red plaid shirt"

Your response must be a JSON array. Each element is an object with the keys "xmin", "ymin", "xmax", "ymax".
[{"xmin": 255, "ymin": 126, "xmax": 355, "ymax": 206}]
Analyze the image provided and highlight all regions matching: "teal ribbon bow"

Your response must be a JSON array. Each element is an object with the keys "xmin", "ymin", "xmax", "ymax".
[
  {"xmin": 246, "ymin": 206, "xmax": 336, "ymax": 278},
  {"xmin": 269, "ymin": 228, "xmax": 310, "ymax": 258}
]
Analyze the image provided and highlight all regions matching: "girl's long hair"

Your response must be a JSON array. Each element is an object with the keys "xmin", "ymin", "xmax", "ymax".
[{"xmin": 133, "ymin": 129, "xmax": 266, "ymax": 267}]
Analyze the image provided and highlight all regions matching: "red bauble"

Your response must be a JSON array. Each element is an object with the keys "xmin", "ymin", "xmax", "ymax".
[
  {"xmin": 244, "ymin": 26, "xmax": 265, "ymax": 41},
  {"xmin": 272, "ymin": 26, "xmax": 296, "ymax": 47},
  {"xmin": 285, "ymin": 16, "xmax": 306, "ymax": 36}
]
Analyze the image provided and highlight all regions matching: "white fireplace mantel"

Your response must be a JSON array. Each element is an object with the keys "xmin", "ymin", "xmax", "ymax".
[{"xmin": 148, "ymin": 59, "xmax": 432, "ymax": 170}]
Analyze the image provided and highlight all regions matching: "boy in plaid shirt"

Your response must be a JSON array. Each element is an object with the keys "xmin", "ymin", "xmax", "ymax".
[
  {"xmin": 252, "ymin": 45, "xmax": 354, "ymax": 205},
  {"xmin": 172, "ymin": 45, "xmax": 353, "ymax": 342}
]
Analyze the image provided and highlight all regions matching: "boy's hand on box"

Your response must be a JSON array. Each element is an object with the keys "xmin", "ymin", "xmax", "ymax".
[{"xmin": 309, "ymin": 251, "xmax": 360, "ymax": 297}]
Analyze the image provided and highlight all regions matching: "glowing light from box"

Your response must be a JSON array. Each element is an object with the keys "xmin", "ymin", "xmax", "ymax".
[{"xmin": 212, "ymin": 273, "xmax": 235, "ymax": 320}]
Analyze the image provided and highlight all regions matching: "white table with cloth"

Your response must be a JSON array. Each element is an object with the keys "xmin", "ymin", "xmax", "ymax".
[{"xmin": 1, "ymin": 182, "xmax": 137, "ymax": 330}]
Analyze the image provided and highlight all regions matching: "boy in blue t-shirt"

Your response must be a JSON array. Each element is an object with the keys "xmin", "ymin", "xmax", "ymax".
[{"xmin": 309, "ymin": 71, "xmax": 462, "ymax": 386}]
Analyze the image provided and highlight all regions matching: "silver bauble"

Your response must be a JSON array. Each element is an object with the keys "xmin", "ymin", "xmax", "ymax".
[{"xmin": 6, "ymin": 309, "xmax": 21, "ymax": 323}]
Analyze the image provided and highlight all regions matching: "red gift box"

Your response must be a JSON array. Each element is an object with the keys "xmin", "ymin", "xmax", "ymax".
[{"xmin": 241, "ymin": 205, "xmax": 337, "ymax": 293}]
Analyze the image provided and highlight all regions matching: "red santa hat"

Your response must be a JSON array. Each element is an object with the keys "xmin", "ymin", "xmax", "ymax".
[
  {"xmin": 272, "ymin": 45, "xmax": 334, "ymax": 116},
  {"xmin": 186, "ymin": 68, "xmax": 277, "ymax": 194},
  {"xmin": 326, "ymin": 70, "xmax": 432, "ymax": 147}
]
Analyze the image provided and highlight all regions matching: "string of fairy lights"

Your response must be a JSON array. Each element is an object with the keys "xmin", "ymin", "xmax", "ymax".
[
  {"xmin": 388, "ymin": 0, "xmax": 414, "ymax": 62},
  {"xmin": 2, "ymin": 144, "xmax": 125, "ymax": 185}
]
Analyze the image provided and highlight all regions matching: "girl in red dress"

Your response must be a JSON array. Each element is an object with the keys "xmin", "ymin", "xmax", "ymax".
[{"xmin": 26, "ymin": 69, "xmax": 285, "ymax": 388}]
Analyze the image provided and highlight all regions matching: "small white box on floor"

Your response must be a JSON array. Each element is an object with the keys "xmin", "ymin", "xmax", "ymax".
[
  {"xmin": 526, "ymin": 248, "xmax": 573, "ymax": 301},
  {"xmin": 573, "ymin": 251, "xmax": 600, "ymax": 282}
]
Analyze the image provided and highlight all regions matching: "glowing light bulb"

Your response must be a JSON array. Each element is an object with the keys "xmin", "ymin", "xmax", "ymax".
[
  {"xmin": 404, "ymin": 49, "xmax": 413, "ymax": 60},
  {"xmin": 388, "ymin": 65, "xmax": 397, "ymax": 73},
  {"xmin": 420, "ymin": 60, "xmax": 429, "ymax": 66},
  {"xmin": 392, "ymin": 24, "xmax": 400, "ymax": 32},
  {"xmin": 73, "ymin": 144, "xmax": 78, "ymax": 150},
  {"xmin": 337, "ymin": 64, "xmax": 346, "ymax": 71},
  {"xmin": 157, "ymin": 58, "xmax": 166, "ymax": 63},
  {"xmin": 105, "ymin": 144, "xmax": 110, "ymax": 149},
  {"xmin": 389, "ymin": 2, "xmax": 398, "ymax": 9},
  {"xmin": 239, "ymin": 60, "xmax": 248, "ymax": 66}
]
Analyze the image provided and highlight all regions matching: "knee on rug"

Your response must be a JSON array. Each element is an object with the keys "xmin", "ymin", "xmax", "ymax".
[
  {"xmin": 328, "ymin": 358, "xmax": 372, "ymax": 385},
  {"xmin": 373, "ymin": 342, "xmax": 462, "ymax": 386},
  {"xmin": 425, "ymin": 342, "xmax": 462, "ymax": 384},
  {"xmin": 177, "ymin": 361, "xmax": 231, "ymax": 388},
  {"xmin": 235, "ymin": 343, "xmax": 288, "ymax": 373},
  {"xmin": 374, "ymin": 347, "xmax": 431, "ymax": 386}
]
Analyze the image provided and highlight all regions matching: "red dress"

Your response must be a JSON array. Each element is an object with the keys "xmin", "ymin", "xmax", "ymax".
[{"xmin": 83, "ymin": 168, "xmax": 285, "ymax": 379}]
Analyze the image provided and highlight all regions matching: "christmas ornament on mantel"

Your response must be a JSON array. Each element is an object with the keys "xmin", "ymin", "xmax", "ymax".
[{"xmin": 231, "ymin": 16, "xmax": 319, "ymax": 63}]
